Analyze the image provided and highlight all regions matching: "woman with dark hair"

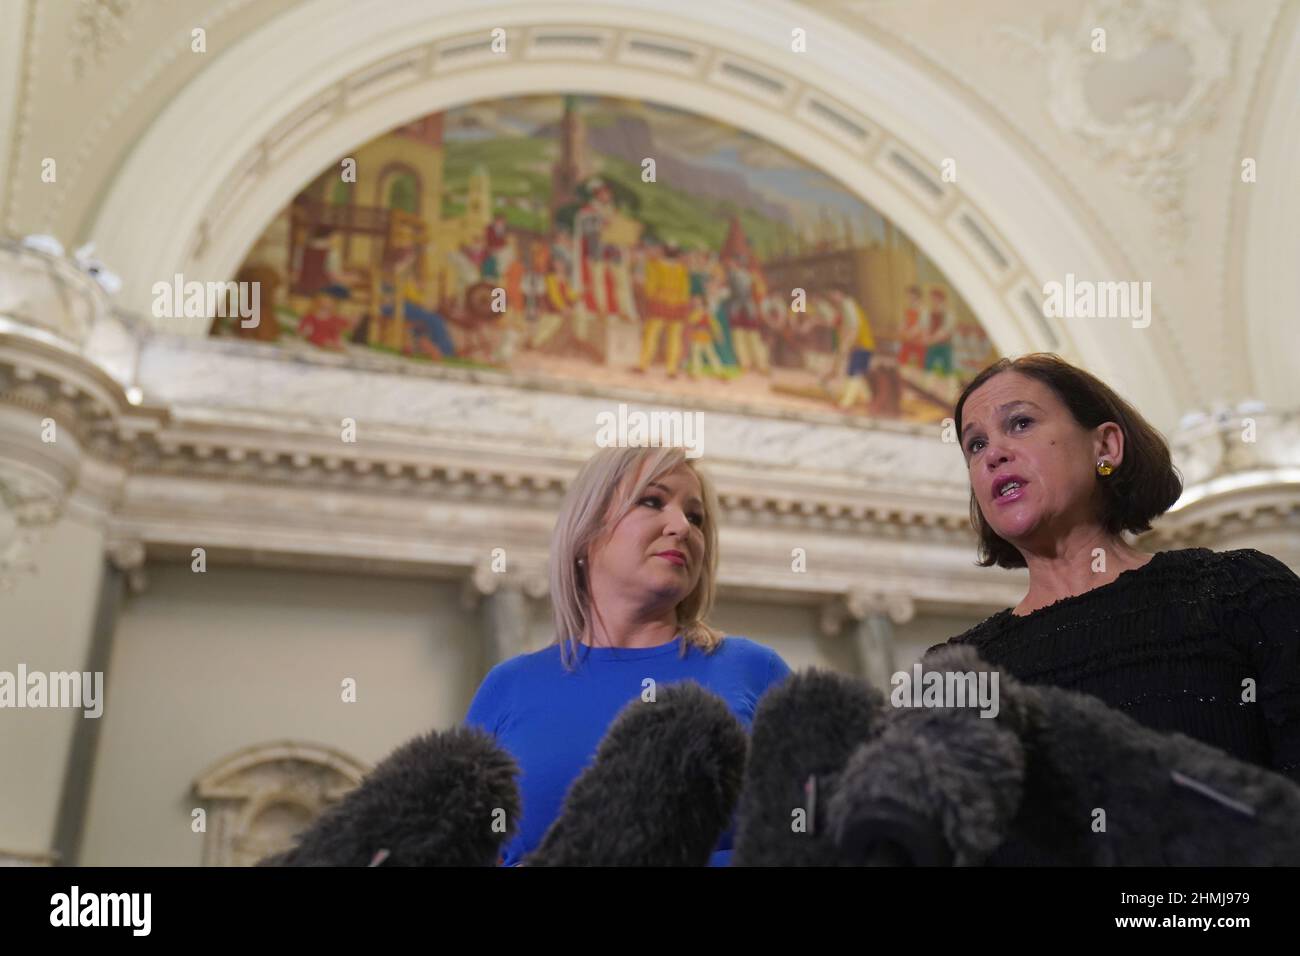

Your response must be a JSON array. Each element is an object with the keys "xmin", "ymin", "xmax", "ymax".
[{"xmin": 937, "ymin": 353, "xmax": 1300, "ymax": 783}]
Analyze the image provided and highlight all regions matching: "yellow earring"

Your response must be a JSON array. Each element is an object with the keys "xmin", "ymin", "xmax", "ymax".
[{"xmin": 1096, "ymin": 460, "xmax": 1115, "ymax": 477}]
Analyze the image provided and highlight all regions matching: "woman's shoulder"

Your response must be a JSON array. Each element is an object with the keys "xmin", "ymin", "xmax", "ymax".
[
  {"xmin": 478, "ymin": 643, "xmax": 564, "ymax": 688},
  {"xmin": 924, "ymin": 610, "xmax": 1013, "ymax": 658},
  {"xmin": 1157, "ymin": 547, "xmax": 1300, "ymax": 595},
  {"xmin": 465, "ymin": 644, "xmax": 567, "ymax": 731},
  {"xmin": 710, "ymin": 634, "xmax": 768, "ymax": 661},
  {"xmin": 1202, "ymin": 548, "xmax": 1300, "ymax": 624},
  {"xmin": 1201, "ymin": 547, "xmax": 1299, "ymax": 580},
  {"xmin": 715, "ymin": 634, "xmax": 780, "ymax": 658},
  {"xmin": 713, "ymin": 635, "xmax": 791, "ymax": 680}
]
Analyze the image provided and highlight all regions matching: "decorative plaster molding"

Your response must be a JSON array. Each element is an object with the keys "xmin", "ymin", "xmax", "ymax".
[
  {"xmin": 1023, "ymin": 0, "xmax": 1231, "ymax": 263},
  {"xmin": 0, "ymin": 460, "xmax": 64, "ymax": 591},
  {"xmin": 1213, "ymin": 1, "xmax": 1285, "ymax": 401},
  {"xmin": 68, "ymin": 0, "xmax": 137, "ymax": 81},
  {"xmin": 49, "ymin": 0, "xmax": 264, "ymax": 230},
  {"xmin": 0, "ymin": 847, "xmax": 60, "ymax": 866},
  {"xmin": 1143, "ymin": 403, "xmax": 1300, "ymax": 553},
  {"xmin": 1240, "ymin": 6, "xmax": 1300, "ymax": 409},
  {"xmin": 0, "ymin": 242, "xmax": 92, "ymax": 339},
  {"xmin": 0, "ymin": 239, "xmax": 136, "ymax": 367},
  {"xmin": 193, "ymin": 741, "xmax": 369, "ymax": 867},
  {"xmin": 2, "ymin": 0, "xmax": 41, "ymax": 236},
  {"xmin": 1167, "ymin": 404, "xmax": 1300, "ymax": 487}
]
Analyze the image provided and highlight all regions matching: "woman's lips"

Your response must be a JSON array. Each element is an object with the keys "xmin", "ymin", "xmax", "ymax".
[
  {"xmin": 655, "ymin": 552, "xmax": 687, "ymax": 566},
  {"xmin": 992, "ymin": 483, "xmax": 1028, "ymax": 506}
]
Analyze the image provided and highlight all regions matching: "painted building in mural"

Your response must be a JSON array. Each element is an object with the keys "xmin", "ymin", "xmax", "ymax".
[{"xmin": 218, "ymin": 94, "xmax": 998, "ymax": 423}]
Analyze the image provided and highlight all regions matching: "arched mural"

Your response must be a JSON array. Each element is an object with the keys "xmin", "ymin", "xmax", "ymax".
[{"xmin": 217, "ymin": 94, "xmax": 999, "ymax": 423}]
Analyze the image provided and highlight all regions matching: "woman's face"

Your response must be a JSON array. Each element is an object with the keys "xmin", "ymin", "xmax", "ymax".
[
  {"xmin": 960, "ymin": 372, "xmax": 1116, "ymax": 550},
  {"xmin": 586, "ymin": 462, "xmax": 707, "ymax": 612}
]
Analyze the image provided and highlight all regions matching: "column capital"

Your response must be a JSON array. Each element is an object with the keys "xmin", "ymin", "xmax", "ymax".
[
  {"xmin": 105, "ymin": 536, "xmax": 148, "ymax": 593},
  {"xmin": 819, "ymin": 587, "xmax": 916, "ymax": 636},
  {"xmin": 461, "ymin": 552, "xmax": 549, "ymax": 609}
]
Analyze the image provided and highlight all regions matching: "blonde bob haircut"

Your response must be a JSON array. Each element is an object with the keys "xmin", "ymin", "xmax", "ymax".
[{"xmin": 550, "ymin": 445, "xmax": 724, "ymax": 669}]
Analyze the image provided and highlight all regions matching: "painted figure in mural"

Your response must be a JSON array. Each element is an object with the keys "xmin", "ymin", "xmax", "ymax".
[
  {"xmin": 549, "ymin": 230, "xmax": 573, "ymax": 283},
  {"xmin": 923, "ymin": 286, "xmax": 956, "ymax": 382},
  {"xmin": 725, "ymin": 255, "xmax": 768, "ymax": 374},
  {"xmin": 493, "ymin": 302, "xmax": 525, "ymax": 365},
  {"xmin": 464, "ymin": 236, "xmax": 489, "ymax": 278},
  {"xmin": 501, "ymin": 235, "xmax": 524, "ymax": 318},
  {"xmin": 804, "ymin": 295, "xmax": 839, "ymax": 385},
  {"xmin": 489, "ymin": 236, "xmax": 528, "ymax": 366},
  {"xmin": 480, "ymin": 245, "xmax": 500, "ymax": 283},
  {"xmin": 603, "ymin": 246, "xmax": 636, "ymax": 323},
  {"xmin": 898, "ymin": 284, "xmax": 927, "ymax": 370},
  {"xmin": 764, "ymin": 293, "xmax": 803, "ymax": 369},
  {"xmin": 445, "ymin": 242, "xmax": 481, "ymax": 307},
  {"xmin": 294, "ymin": 225, "xmax": 348, "ymax": 298},
  {"xmin": 521, "ymin": 244, "xmax": 549, "ymax": 347},
  {"xmin": 832, "ymin": 288, "xmax": 875, "ymax": 410},
  {"xmin": 686, "ymin": 248, "xmax": 709, "ymax": 316},
  {"xmin": 765, "ymin": 296, "xmax": 792, "ymax": 369},
  {"xmin": 637, "ymin": 240, "xmax": 690, "ymax": 377},
  {"xmin": 575, "ymin": 180, "xmax": 615, "ymax": 318},
  {"xmin": 383, "ymin": 249, "xmax": 457, "ymax": 360},
  {"xmin": 704, "ymin": 249, "xmax": 738, "ymax": 372},
  {"xmin": 402, "ymin": 299, "xmax": 458, "ymax": 360},
  {"xmin": 748, "ymin": 256, "xmax": 772, "ymax": 375},
  {"xmin": 953, "ymin": 315, "xmax": 990, "ymax": 379},
  {"xmin": 685, "ymin": 294, "xmax": 726, "ymax": 379},
  {"xmin": 485, "ymin": 213, "xmax": 509, "ymax": 259},
  {"xmin": 534, "ymin": 251, "xmax": 578, "ymax": 353},
  {"xmin": 297, "ymin": 288, "xmax": 353, "ymax": 350}
]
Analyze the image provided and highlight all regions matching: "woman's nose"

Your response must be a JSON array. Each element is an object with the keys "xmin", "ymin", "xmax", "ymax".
[
  {"xmin": 983, "ymin": 446, "xmax": 1010, "ymax": 470},
  {"xmin": 664, "ymin": 509, "xmax": 690, "ymax": 535}
]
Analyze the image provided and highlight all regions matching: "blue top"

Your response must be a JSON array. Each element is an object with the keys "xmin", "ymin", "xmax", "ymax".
[{"xmin": 464, "ymin": 634, "xmax": 792, "ymax": 866}]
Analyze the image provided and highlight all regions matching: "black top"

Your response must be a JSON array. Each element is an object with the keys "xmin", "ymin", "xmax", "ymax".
[{"xmin": 935, "ymin": 548, "xmax": 1300, "ymax": 783}]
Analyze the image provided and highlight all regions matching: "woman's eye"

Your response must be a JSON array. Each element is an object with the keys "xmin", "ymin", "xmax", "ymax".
[
  {"xmin": 1012, "ymin": 416, "xmax": 1033, "ymax": 431},
  {"xmin": 688, "ymin": 513, "xmax": 704, "ymax": 527},
  {"xmin": 639, "ymin": 496, "xmax": 662, "ymax": 508},
  {"xmin": 967, "ymin": 438, "xmax": 985, "ymax": 454}
]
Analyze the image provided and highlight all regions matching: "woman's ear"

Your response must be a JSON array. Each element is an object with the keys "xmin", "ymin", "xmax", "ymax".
[{"xmin": 1094, "ymin": 422, "xmax": 1125, "ymax": 468}]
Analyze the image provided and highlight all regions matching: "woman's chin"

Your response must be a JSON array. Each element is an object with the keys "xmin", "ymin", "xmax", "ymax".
[
  {"xmin": 989, "ymin": 513, "xmax": 1039, "ymax": 544},
  {"xmin": 643, "ymin": 579, "xmax": 690, "ymax": 604}
]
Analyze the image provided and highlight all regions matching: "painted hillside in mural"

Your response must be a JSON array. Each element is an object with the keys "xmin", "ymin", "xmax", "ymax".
[{"xmin": 218, "ymin": 94, "xmax": 998, "ymax": 422}]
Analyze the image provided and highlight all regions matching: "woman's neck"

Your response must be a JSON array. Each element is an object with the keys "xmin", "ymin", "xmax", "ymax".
[
  {"xmin": 582, "ymin": 607, "xmax": 679, "ymax": 649},
  {"xmin": 1014, "ymin": 531, "xmax": 1153, "ymax": 616}
]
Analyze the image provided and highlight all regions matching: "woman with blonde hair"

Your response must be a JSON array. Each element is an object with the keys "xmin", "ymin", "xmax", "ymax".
[{"xmin": 465, "ymin": 445, "xmax": 792, "ymax": 865}]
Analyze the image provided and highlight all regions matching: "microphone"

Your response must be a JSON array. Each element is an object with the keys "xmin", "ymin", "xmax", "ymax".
[
  {"xmin": 733, "ymin": 669, "xmax": 886, "ymax": 866},
  {"xmin": 828, "ymin": 649, "xmax": 1025, "ymax": 866},
  {"xmin": 525, "ymin": 681, "xmax": 747, "ymax": 866},
  {"xmin": 1021, "ymin": 671, "xmax": 1300, "ymax": 865},
  {"xmin": 257, "ymin": 725, "xmax": 520, "ymax": 866},
  {"xmin": 831, "ymin": 643, "xmax": 1300, "ymax": 866}
]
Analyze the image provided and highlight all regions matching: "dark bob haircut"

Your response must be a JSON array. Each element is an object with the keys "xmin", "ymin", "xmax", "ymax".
[{"xmin": 954, "ymin": 353, "xmax": 1183, "ymax": 569}]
